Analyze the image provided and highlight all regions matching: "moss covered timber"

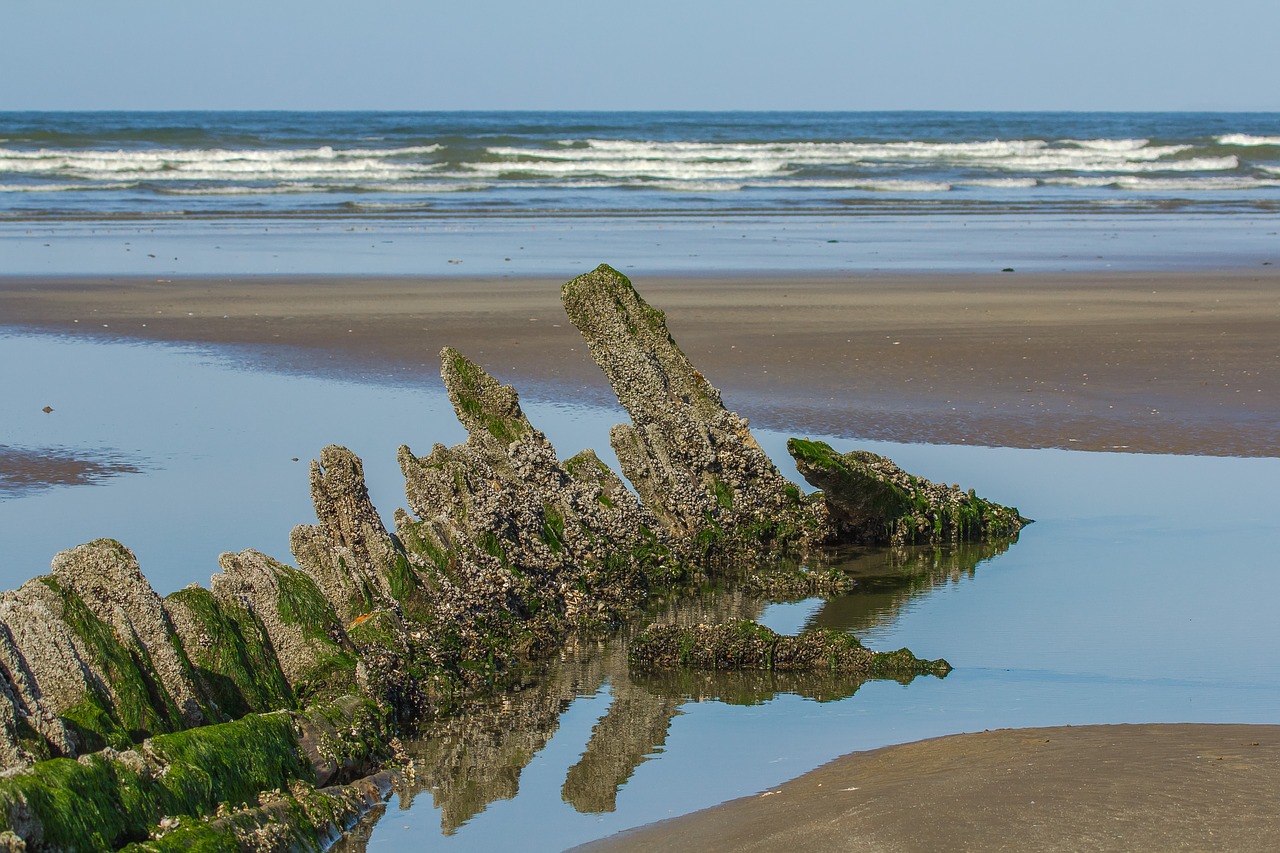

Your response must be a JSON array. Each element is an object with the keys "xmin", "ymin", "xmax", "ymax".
[
  {"xmin": 788, "ymin": 438, "xmax": 1028, "ymax": 546},
  {"xmin": 0, "ymin": 695, "xmax": 395, "ymax": 851},
  {"xmin": 628, "ymin": 620, "xmax": 951, "ymax": 681}
]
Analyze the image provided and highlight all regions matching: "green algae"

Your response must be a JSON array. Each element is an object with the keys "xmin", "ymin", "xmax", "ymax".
[
  {"xmin": 443, "ymin": 348, "xmax": 527, "ymax": 447},
  {"xmin": 397, "ymin": 518, "xmax": 461, "ymax": 588},
  {"xmin": 296, "ymin": 697, "xmax": 391, "ymax": 783},
  {"xmin": 119, "ymin": 780, "xmax": 361, "ymax": 853},
  {"xmin": 710, "ymin": 477, "xmax": 735, "ymax": 510},
  {"xmin": 38, "ymin": 577, "xmax": 185, "ymax": 748},
  {"xmin": 165, "ymin": 587, "xmax": 294, "ymax": 721},
  {"xmin": 272, "ymin": 568, "xmax": 358, "ymax": 703},
  {"xmin": 0, "ymin": 713, "xmax": 308, "ymax": 852},
  {"xmin": 146, "ymin": 713, "xmax": 310, "ymax": 811},
  {"xmin": 787, "ymin": 437, "xmax": 1025, "ymax": 545},
  {"xmin": 539, "ymin": 503, "xmax": 567, "ymax": 554}
]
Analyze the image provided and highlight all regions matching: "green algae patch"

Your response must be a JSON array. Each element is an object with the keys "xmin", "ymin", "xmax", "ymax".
[
  {"xmin": 396, "ymin": 517, "xmax": 463, "ymax": 589},
  {"xmin": 0, "ymin": 753, "xmax": 158, "ymax": 850},
  {"xmin": 272, "ymin": 567, "xmax": 359, "ymax": 704},
  {"xmin": 120, "ymin": 771, "xmax": 393, "ymax": 853},
  {"xmin": 539, "ymin": 502, "xmax": 567, "ymax": 554},
  {"xmin": 0, "ymin": 712, "xmax": 309, "ymax": 851},
  {"xmin": 295, "ymin": 697, "xmax": 393, "ymax": 788},
  {"xmin": 166, "ymin": 586, "xmax": 294, "ymax": 721},
  {"xmin": 146, "ymin": 712, "xmax": 310, "ymax": 811},
  {"xmin": 38, "ymin": 576, "xmax": 185, "ymax": 747},
  {"xmin": 629, "ymin": 620, "xmax": 950, "ymax": 681}
]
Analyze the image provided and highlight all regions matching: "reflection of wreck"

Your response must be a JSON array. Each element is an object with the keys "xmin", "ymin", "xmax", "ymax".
[
  {"xmin": 388, "ymin": 540, "xmax": 999, "ymax": 831},
  {"xmin": 0, "ymin": 266, "xmax": 1023, "ymax": 849}
]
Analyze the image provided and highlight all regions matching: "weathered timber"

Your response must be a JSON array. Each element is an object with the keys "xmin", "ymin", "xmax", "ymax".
[
  {"xmin": 562, "ymin": 264, "xmax": 817, "ymax": 546},
  {"xmin": 397, "ymin": 347, "xmax": 682, "ymax": 643},
  {"xmin": 629, "ymin": 620, "xmax": 952, "ymax": 680},
  {"xmin": 788, "ymin": 438, "xmax": 1027, "ymax": 545}
]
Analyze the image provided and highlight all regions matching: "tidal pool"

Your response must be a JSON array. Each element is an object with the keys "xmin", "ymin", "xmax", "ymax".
[{"xmin": 1, "ymin": 332, "xmax": 1277, "ymax": 851}]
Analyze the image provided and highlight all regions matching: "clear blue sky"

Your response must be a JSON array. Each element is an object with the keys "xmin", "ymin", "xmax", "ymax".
[{"xmin": 4, "ymin": 0, "xmax": 1278, "ymax": 111}]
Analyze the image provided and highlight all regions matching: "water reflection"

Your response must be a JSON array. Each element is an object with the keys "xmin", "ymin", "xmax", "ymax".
[
  {"xmin": 800, "ymin": 540, "xmax": 1014, "ymax": 636},
  {"xmin": 363, "ymin": 539, "xmax": 998, "ymax": 842},
  {"xmin": 397, "ymin": 638, "xmax": 609, "ymax": 833}
]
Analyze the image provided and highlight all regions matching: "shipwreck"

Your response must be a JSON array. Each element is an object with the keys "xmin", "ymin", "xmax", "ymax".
[{"xmin": 0, "ymin": 265, "xmax": 1023, "ymax": 851}]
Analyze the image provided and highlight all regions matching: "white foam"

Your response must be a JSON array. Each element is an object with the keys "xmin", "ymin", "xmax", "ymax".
[
  {"xmin": 1043, "ymin": 176, "xmax": 1117, "ymax": 188},
  {"xmin": 1065, "ymin": 138, "xmax": 1151, "ymax": 151},
  {"xmin": 0, "ymin": 182, "xmax": 136, "ymax": 192},
  {"xmin": 645, "ymin": 180, "xmax": 746, "ymax": 192},
  {"xmin": 957, "ymin": 178, "xmax": 1039, "ymax": 188},
  {"xmin": 1216, "ymin": 134, "xmax": 1280, "ymax": 146},
  {"xmin": 1045, "ymin": 175, "xmax": 1277, "ymax": 191},
  {"xmin": 477, "ymin": 138, "xmax": 1211, "ymax": 182},
  {"xmin": 1114, "ymin": 176, "xmax": 1280, "ymax": 191},
  {"xmin": 995, "ymin": 154, "xmax": 1236, "ymax": 173},
  {"xmin": 158, "ymin": 183, "xmax": 324, "ymax": 196},
  {"xmin": 771, "ymin": 179, "xmax": 952, "ymax": 192},
  {"xmin": 0, "ymin": 145, "xmax": 444, "ymax": 183},
  {"xmin": 466, "ymin": 157, "xmax": 786, "ymax": 180}
]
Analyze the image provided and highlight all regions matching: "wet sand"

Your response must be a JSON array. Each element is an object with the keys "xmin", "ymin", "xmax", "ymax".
[
  {"xmin": 2, "ymin": 268, "xmax": 1278, "ymax": 457},
  {"xmin": 575, "ymin": 724, "xmax": 1280, "ymax": 853},
  {"xmin": 0, "ymin": 445, "xmax": 143, "ymax": 496}
]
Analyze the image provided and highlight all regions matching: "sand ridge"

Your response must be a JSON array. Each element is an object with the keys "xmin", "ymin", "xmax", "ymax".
[
  {"xmin": 2, "ymin": 268, "xmax": 1278, "ymax": 457},
  {"xmin": 575, "ymin": 724, "xmax": 1280, "ymax": 852}
]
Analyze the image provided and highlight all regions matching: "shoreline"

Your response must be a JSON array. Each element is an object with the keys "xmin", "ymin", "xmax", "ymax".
[
  {"xmin": 575, "ymin": 723, "xmax": 1280, "ymax": 853},
  {"xmin": 3, "ymin": 268, "xmax": 1278, "ymax": 459}
]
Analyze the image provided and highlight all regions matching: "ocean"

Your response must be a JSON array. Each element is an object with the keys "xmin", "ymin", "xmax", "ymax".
[{"xmin": 3, "ymin": 111, "xmax": 1280, "ymax": 219}]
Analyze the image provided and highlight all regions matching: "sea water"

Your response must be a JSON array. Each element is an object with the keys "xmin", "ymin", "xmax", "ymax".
[
  {"xmin": 3, "ymin": 111, "xmax": 1280, "ymax": 217},
  {"xmin": 3, "ymin": 111, "xmax": 1280, "ymax": 277}
]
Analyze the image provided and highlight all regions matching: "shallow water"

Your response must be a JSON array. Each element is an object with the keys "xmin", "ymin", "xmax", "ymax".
[
  {"xmin": 3, "ymin": 213, "xmax": 1278, "ymax": 278},
  {"xmin": 348, "ymin": 444, "xmax": 1279, "ymax": 852},
  {"xmin": 1, "ymin": 331, "xmax": 1276, "ymax": 851},
  {"xmin": 0, "ymin": 332, "xmax": 638, "ymax": 591}
]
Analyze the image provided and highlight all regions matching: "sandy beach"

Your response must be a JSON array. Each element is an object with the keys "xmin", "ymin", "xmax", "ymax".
[
  {"xmin": 575, "ymin": 724, "xmax": 1280, "ymax": 852},
  {"xmin": 2, "ymin": 267, "xmax": 1278, "ymax": 459}
]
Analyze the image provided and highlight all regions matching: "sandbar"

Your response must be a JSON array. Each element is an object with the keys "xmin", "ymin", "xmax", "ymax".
[
  {"xmin": 0, "ymin": 445, "xmax": 142, "ymax": 496},
  {"xmin": 575, "ymin": 724, "xmax": 1280, "ymax": 852},
  {"xmin": 2, "ymin": 268, "xmax": 1277, "ymax": 457}
]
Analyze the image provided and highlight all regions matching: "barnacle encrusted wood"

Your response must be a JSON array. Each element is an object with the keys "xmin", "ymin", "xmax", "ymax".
[
  {"xmin": 562, "ymin": 264, "xmax": 813, "ymax": 541},
  {"xmin": 787, "ymin": 438, "xmax": 1027, "ymax": 545}
]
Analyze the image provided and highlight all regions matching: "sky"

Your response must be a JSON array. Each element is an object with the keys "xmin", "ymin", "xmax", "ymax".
[{"xmin": 3, "ymin": 0, "xmax": 1279, "ymax": 112}]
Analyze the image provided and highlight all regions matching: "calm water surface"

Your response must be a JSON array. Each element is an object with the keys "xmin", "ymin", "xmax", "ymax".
[{"xmin": 1, "ymin": 333, "xmax": 1277, "ymax": 851}]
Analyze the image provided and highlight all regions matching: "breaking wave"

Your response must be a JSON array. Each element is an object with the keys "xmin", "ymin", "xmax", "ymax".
[{"xmin": 2, "ymin": 112, "xmax": 1279, "ymax": 216}]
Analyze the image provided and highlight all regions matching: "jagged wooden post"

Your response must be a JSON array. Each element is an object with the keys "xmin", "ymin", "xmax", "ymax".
[{"xmin": 561, "ymin": 264, "xmax": 815, "ymax": 549}]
